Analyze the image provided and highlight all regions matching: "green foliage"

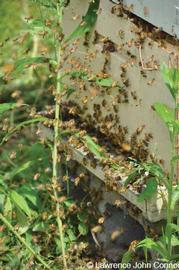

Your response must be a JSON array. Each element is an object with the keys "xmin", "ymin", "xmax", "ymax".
[
  {"xmin": 0, "ymin": 103, "xmax": 18, "ymax": 116},
  {"xmin": 122, "ymin": 65, "xmax": 179, "ymax": 264},
  {"xmin": 83, "ymin": 134, "xmax": 105, "ymax": 159},
  {"xmin": 12, "ymin": 57, "xmax": 49, "ymax": 77},
  {"xmin": 1, "ymin": 117, "xmax": 48, "ymax": 145},
  {"xmin": 161, "ymin": 64, "xmax": 179, "ymax": 100},
  {"xmin": 70, "ymin": 70, "xmax": 120, "ymax": 88},
  {"xmin": 65, "ymin": 0, "xmax": 100, "ymax": 42},
  {"xmin": 0, "ymin": 0, "xmax": 101, "ymax": 268},
  {"xmin": 138, "ymin": 178, "xmax": 158, "ymax": 202}
]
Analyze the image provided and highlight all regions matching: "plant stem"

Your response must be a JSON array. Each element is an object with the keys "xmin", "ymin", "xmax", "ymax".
[
  {"xmin": 52, "ymin": 2, "xmax": 67, "ymax": 269},
  {"xmin": 167, "ymin": 109, "xmax": 177, "ymax": 256},
  {"xmin": 0, "ymin": 213, "xmax": 50, "ymax": 269}
]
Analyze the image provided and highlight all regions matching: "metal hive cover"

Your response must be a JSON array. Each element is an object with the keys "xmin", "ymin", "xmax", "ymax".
[{"xmin": 123, "ymin": 0, "xmax": 179, "ymax": 39}]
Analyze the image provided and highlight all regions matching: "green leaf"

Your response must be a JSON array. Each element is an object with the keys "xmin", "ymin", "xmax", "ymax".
[
  {"xmin": 28, "ymin": 19, "xmax": 45, "ymax": 30},
  {"xmin": 19, "ymin": 185, "xmax": 40, "ymax": 208},
  {"xmin": 171, "ymin": 155, "xmax": 179, "ymax": 165},
  {"xmin": 30, "ymin": 0, "xmax": 56, "ymax": 9},
  {"xmin": 153, "ymin": 102, "xmax": 179, "ymax": 137},
  {"xmin": 124, "ymin": 170, "xmax": 138, "ymax": 187},
  {"xmin": 137, "ymin": 238, "xmax": 168, "ymax": 259},
  {"xmin": 0, "ymin": 103, "xmax": 18, "ymax": 116},
  {"xmin": 171, "ymin": 235, "xmax": 179, "ymax": 247},
  {"xmin": 161, "ymin": 64, "xmax": 179, "ymax": 100},
  {"xmin": 138, "ymin": 178, "xmax": 158, "ymax": 202},
  {"xmin": 15, "ymin": 206, "xmax": 29, "ymax": 227},
  {"xmin": 65, "ymin": 87, "xmax": 76, "ymax": 98},
  {"xmin": 96, "ymin": 77, "xmax": 114, "ymax": 87},
  {"xmin": 33, "ymin": 222, "xmax": 46, "ymax": 232},
  {"xmin": 12, "ymin": 57, "xmax": 49, "ymax": 76},
  {"xmin": 166, "ymin": 223, "xmax": 179, "ymax": 234},
  {"xmin": 65, "ymin": 0, "xmax": 100, "ymax": 42},
  {"xmin": 121, "ymin": 250, "xmax": 133, "ymax": 265},
  {"xmin": 70, "ymin": 71, "xmax": 88, "ymax": 80},
  {"xmin": 77, "ymin": 211, "xmax": 88, "ymax": 222},
  {"xmin": 0, "ymin": 194, "xmax": 5, "ymax": 211},
  {"xmin": 83, "ymin": 134, "xmax": 105, "ymax": 159},
  {"xmin": 137, "ymin": 238, "xmax": 156, "ymax": 249},
  {"xmin": 67, "ymin": 228, "xmax": 77, "ymax": 242},
  {"xmin": 143, "ymin": 163, "xmax": 165, "ymax": 179},
  {"xmin": 171, "ymin": 185, "xmax": 179, "ymax": 211},
  {"xmin": 78, "ymin": 223, "xmax": 89, "ymax": 236},
  {"xmin": 4, "ymin": 197, "xmax": 12, "ymax": 220},
  {"xmin": 5, "ymin": 161, "xmax": 32, "ymax": 180},
  {"xmin": 10, "ymin": 191, "xmax": 32, "ymax": 217},
  {"xmin": 1, "ymin": 117, "xmax": 48, "ymax": 145},
  {"xmin": 153, "ymin": 103, "xmax": 174, "ymax": 125}
]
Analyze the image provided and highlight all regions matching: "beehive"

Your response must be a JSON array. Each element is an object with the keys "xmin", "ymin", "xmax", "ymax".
[{"xmin": 60, "ymin": 0, "xmax": 179, "ymax": 222}]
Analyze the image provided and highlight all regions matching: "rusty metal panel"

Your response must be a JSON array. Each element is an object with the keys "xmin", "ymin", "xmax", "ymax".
[{"xmin": 123, "ymin": 0, "xmax": 179, "ymax": 38}]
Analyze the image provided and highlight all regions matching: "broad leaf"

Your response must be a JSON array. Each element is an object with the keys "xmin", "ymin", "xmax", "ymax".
[
  {"xmin": 5, "ymin": 161, "xmax": 32, "ymax": 180},
  {"xmin": 96, "ymin": 77, "xmax": 114, "ymax": 87},
  {"xmin": 138, "ymin": 178, "xmax": 158, "ymax": 202},
  {"xmin": 166, "ymin": 223, "xmax": 179, "ymax": 234},
  {"xmin": 124, "ymin": 170, "xmax": 138, "ymax": 187},
  {"xmin": 65, "ymin": 0, "xmax": 100, "ymax": 42},
  {"xmin": 4, "ymin": 197, "xmax": 12, "ymax": 220},
  {"xmin": 137, "ymin": 238, "xmax": 168, "ymax": 259},
  {"xmin": 83, "ymin": 134, "xmax": 105, "ymax": 159},
  {"xmin": 153, "ymin": 103, "xmax": 174, "ymax": 125},
  {"xmin": 15, "ymin": 206, "xmax": 29, "ymax": 227},
  {"xmin": 171, "ymin": 235, "xmax": 179, "ymax": 247},
  {"xmin": 78, "ymin": 223, "xmax": 89, "ymax": 236},
  {"xmin": 121, "ymin": 250, "xmax": 133, "ymax": 265},
  {"xmin": 12, "ymin": 57, "xmax": 49, "ymax": 76},
  {"xmin": 33, "ymin": 222, "xmax": 46, "ymax": 232},
  {"xmin": 0, "ymin": 103, "xmax": 18, "ymax": 116},
  {"xmin": 161, "ymin": 64, "xmax": 179, "ymax": 100},
  {"xmin": 67, "ymin": 228, "xmax": 77, "ymax": 242},
  {"xmin": 29, "ymin": 0, "xmax": 56, "ymax": 9},
  {"xmin": 65, "ymin": 87, "xmax": 76, "ymax": 98},
  {"xmin": 19, "ymin": 185, "xmax": 40, "ymax": 208},
  {"xmin": 171, "ymin": 185, "xmax": 179, "ymax": 211},
  {"xmin": 70, "ymin": 71, "xmax": 88, "ymax": 80},
  {"xmin": 10, "ymin": 191, "xmax": 32, "ymax": 217}
]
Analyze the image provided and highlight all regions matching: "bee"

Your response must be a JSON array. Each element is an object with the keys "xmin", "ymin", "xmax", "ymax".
[
  {"xmin": 140, "ymin": 70, "xmax": 147, "ymax": 78},
  {"xmin": 111, "ymin": 228, "xmax": 124, "ymax": 241},
  {"xmin": 147, "ymin": 78, "xmax": 155, "ymax": 86},
  {"xmin": 102, "ymin": 99, "xmax": 107, "ymax": 107},
  {"xmin": 113, "ymin": 105, "xmax": 118, "ymax": 113},
  {"xmin": 102, "ymin": 53, "xmax": 110, "ymax": 73},
  {"xmin": 118, "ymin": 29, "xmax": 125, "ymax": 39},
  {"xmin": 93, "ymin": 30, "xmax": 99, "ymax": 44},
  {"xmin": 131, "ymin": 91, "xmax": 138, "ymax": 101},
  {"xmin": 102, "ymin": 40, "xmax": 116, "ymax": 53},
  {"xmin": 123, "ymin": 78, "xmax": 130, "ymax": 88},
  {"xmin": 121, "ymin": 143, "xmax": 131, "ymax": 152},
  {"xmin": 83, "ymin": 32, "xmax": 90, "ymax": 47}
]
